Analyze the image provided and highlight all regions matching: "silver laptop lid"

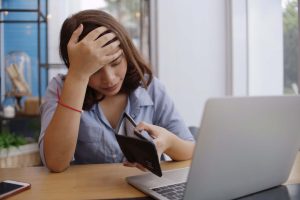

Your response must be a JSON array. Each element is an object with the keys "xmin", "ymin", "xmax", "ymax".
[{"xmin": 184, "ymin": 96, "xmax": 300, "ymax": 200}]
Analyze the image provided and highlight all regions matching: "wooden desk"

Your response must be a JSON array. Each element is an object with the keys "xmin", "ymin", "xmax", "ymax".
[
  {"xmin": 0, "ymin": 160, "xmax": 189, "ymax": 200},
  {"xmin": 1, "ymin": 153, "xmax": 300, "ymax": 200}
]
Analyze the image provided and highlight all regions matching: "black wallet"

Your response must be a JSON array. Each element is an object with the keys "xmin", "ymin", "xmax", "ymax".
[{"xmin": 115, "ymin": 113, "xmax": 162, "ymax": 177}]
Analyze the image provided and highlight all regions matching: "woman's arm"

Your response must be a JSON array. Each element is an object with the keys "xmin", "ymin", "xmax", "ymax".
[
  {"xmin": 136, "ymin": 122, "xmax": 195, "ymax": 161},
  {"xmin": 43, "ymin": 25, "xmax": 122, "ymax": 172},
  {"xmin": 164, "ymin": 132, "xmax": 195, "ymax": 161},
  {"xmin": 43, "ymin": 73, "xmax": 89, "ymax": 172}
]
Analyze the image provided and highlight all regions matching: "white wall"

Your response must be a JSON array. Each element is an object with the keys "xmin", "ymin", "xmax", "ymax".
[
  {"xmin": 47, "ymin": 0, "xmax": 107, "ymax": 79},
  {"xmin": 229, "ymin": 0, "xmax": 283, "ymax": 96},
  {"xmin": 48, "ymin": 0, "xmax": 67, "ymax": 64},
  {"xmin": 229, "ymin": 0, "xmax": 249, "ymax": 96},
  {"xmin": 48, "ymin": 0, "xmax": 108, "ymax": 64},
  {"xmin": 47, "ymin": 0, "xmax": 69, "ymax": 79},
  {"xmin": 247, "ymin": 0, "xmax": 283, "ymax": 95},
  {"xmin": 156, "ymin": 0, "xmax": 283, "ymax": 126},
  {"xmin": 156, "ymin": 0, "xmax": 228, "ymax": 126}
]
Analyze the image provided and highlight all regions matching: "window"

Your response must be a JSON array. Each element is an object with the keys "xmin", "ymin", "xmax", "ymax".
[
  {"xmin": 283, "ymin": 0, "xmax": 299, "ymax": 94},
  {"xmin": 229, "ymin": 0, "xmax": 300, "ymax": 95},
  {"xmin": 103, "ymin": 0, "xmax": 150, "ymax": 61}
]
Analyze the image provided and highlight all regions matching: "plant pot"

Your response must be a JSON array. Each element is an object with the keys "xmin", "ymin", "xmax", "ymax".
[{"xmin": 0, "ymin": 143, "xmax": 41, "ymax": 168}]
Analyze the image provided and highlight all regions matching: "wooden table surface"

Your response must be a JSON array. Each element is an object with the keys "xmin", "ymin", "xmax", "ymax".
[
  {"xmin": 1, "ymin": 153, "xmax": 300, "ymax": 200},
  {"xmin": 0, "ymin": 160, "xmax": 189, "ymax": 200}
]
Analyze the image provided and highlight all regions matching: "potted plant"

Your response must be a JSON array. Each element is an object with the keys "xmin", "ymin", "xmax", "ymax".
[{"xmin": 0, "ymin": 131, "xmax": 40, "ymax": 168}]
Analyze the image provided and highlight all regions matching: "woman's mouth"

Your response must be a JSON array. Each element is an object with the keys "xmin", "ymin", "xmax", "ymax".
[{"xmin": 103, "ymin": 83, "xmax": 119, "ymax": 92}]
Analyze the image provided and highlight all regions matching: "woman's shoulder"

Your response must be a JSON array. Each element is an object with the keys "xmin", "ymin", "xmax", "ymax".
[
  {"xmin": 47, "ymin": 74, "xmax": 65, "ymax": 89},
  {"xmin": 147, "ymin": 76, "xmax": 167, "ymax": 94},
  {"xmin": 134, "ymin": 76, "xmax": 168, "ymax": 104}
]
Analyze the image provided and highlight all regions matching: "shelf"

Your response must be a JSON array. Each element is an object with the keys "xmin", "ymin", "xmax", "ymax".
[
  {"xmin": 40, "ymin": 63, "xmax": 66, "ymax": 69},
  {"xmin": 0, "ymin": 0, "xmax": 48, "ymax": 108},
  {"xmin": 0, "ymin": 114, "xmax": 40, "ymax": 139},
  {"xmin": 0, "ymin": 8, "xmax": 47, "ymax": 23}
]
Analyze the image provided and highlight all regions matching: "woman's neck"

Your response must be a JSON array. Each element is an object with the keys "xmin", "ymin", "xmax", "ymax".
[{"xmin": 99, "ymin": 93, "xmax": 128, "ymax": 129}]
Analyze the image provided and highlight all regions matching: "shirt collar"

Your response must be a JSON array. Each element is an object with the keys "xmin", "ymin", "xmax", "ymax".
[
  {"xmin": 90, "ymin": 103, "xmax": 98, "ymax": 112},
  {"xmin": 89, "ymin": 86, "xmax": 153, "ymax": 117},
  {"xmin": 129, "ymin": 86, "xmax": 153, "ymax": 118}
]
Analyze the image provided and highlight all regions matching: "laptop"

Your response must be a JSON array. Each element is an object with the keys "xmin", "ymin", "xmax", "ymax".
[{"xmin": 126, "ymin": 96, "xmax": 300, "ymax": 200}]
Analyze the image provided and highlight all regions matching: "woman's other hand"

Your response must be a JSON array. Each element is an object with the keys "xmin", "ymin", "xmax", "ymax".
[
  {"xmin": 122, "ymin": 122, "xmax": 194, "ymax": 171},
  {"xmin": 135, "ymin": 122, "xmax": 174, "ymax": 159},
  {"xmin": 135, "ymin": 122, "xmax": 195, "ymax": 161},
  {"xmin": 123, "ymin": 160, "xmax": 147, "ymax": 172},
  {"xmin": 122, "ymin": 122, "xmax": 174, "ymax": 172},
  {"xmin": 67, "ymin": 24, "xmax": 123, "ymax": 79}
]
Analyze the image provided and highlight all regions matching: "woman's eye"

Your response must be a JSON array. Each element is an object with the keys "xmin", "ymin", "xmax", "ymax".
[
  {"xmin": 111, "ymin": 59, "xmax": 122, "ymax": 66},
  {"xmin": 111, "ymin": 63, "xmax": 119, "ymax": 67}
]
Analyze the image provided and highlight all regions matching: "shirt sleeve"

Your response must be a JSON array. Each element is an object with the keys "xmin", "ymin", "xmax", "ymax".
[{"xmin": 150, "ymin": 78, "xmax": 195, "ymax": 142}]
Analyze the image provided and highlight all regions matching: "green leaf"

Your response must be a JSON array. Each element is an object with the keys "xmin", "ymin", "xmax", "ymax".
[{"xmin": 0, "ymin": 131, "xmax": 28, "ymax": 150}]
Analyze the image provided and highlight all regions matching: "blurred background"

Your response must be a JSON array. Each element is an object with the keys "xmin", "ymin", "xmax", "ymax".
[{"xmin": 0, "ymin": 0, "xmax": 298, "ymax": 128}]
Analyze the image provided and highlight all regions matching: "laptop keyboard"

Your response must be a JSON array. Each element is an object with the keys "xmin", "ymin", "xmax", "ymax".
[{"xmin": 152, "ymin": 182, "xmax": 187, "ymax": 200}]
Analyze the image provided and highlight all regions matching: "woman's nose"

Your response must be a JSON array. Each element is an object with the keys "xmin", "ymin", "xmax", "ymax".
[{"xmin": 102, "ymin": 66, "xmax": 116, "ymax": 84}]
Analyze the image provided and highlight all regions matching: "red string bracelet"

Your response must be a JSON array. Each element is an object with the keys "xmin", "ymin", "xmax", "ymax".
[{"xmin": 56, "ymin": 88, "xmax": 83, "ymax": 114}]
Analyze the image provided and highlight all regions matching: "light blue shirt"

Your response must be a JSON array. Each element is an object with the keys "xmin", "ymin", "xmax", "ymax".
[{"xmin": 39, "ymin": 74, "xmax": 194, "ymax": 167}]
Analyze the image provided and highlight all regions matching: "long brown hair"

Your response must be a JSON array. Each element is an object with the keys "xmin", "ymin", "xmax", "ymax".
[{"xmin": 59, "ymin": 9, "xmax": 153, "ymax": 110}]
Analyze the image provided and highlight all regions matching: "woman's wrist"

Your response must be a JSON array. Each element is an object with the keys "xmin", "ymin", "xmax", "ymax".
[
  {"xmin": 67, "ymin": 68, "xmax": 90, "ymax": 83},
  {"xmin": 165, "ymin": 129, "xmax": 176, "ymax": 152}
]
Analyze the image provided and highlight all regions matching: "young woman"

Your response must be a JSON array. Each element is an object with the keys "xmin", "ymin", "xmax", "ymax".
[{"xmin": 39, "ymin": 9, "xmax": 195, "ymax": 172}]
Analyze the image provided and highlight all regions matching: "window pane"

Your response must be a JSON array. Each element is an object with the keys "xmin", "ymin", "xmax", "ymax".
[
  {"xmin": 283, "ymin": 0, "xmax": 299, "ymax": 94},
  {"xmin": 103, "ymin": 0, "xmax": 150, "ymax": 61}
]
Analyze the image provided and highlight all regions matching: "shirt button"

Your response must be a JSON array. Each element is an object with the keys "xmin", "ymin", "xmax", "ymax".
[{"xmin": 112, "ymin": 154, "xmax": 117, "ymax": 158}]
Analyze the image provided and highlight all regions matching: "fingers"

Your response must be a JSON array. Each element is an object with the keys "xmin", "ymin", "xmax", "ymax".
[
  {"xmin": 102, "ymin": 48, "xmax": 123, "ymax": 64},
  {"xmin": 135, "ymin": 122, "xmax": 159, "ymax": 138},
  {"xmin": 96, "ymin": 32, "xmax": 117, "ymax": 47},
  {"xmin": 85, "ymin": 27, "xmax": 121, "ymax": 63},
  {"xmin": 102, "ymin": 40, "xmax": 121, "ymax": 54},
  {"xmin": 84, "ymin": 26, "xmax": 108, "ymax": 41},
  {"xmin": 68, "ymin": 24, "xmax": 83, "ymax": 47},
  {"xmin": 135, "ymin": 121, "xmax": 150, "ymax": 131},
  {"xmin": 136, "ymin": 163, "xmax": 147, "ymax": 172},
  {"xmin": 78, "ymin": 26, "xmax": 120, "ymax": 58},
  {"xmin": 83, "ymin": 26, "xmax": 117, "ymax": 48},
  {"xmin": 123, "ymin": 161, "xmax": 147, "ymax": 172}
]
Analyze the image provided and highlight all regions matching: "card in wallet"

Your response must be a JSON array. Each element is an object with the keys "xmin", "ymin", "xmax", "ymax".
[{"xmin": 115, "ymin": 113, "xmax": 162, "ymax": 177}]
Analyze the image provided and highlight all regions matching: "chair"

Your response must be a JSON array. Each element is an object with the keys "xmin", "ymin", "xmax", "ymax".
[{"xmin": 188, "ymin": 126, "xmax": 199, "ymax": 140}]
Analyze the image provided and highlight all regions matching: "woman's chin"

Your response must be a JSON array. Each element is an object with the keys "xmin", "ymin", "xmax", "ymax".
[{"xmin": 100, "ymin": 86, "xmax": 122, "ymax": 96}]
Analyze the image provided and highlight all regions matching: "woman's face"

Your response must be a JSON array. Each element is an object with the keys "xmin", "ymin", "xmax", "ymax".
[{"xmin": 88, "ymin": 53, "xmax": 127, "ymax": 96}]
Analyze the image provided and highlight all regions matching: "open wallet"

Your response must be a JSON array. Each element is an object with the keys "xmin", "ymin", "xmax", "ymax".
[{"xmin": 115, "ymin": 113, "xmax": 162, "ymax": 177}]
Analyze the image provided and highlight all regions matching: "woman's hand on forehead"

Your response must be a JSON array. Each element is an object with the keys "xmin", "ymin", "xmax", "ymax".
[{"xmin": 67, "ymin": 25, "xmax": 123, "ymax": 79}]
